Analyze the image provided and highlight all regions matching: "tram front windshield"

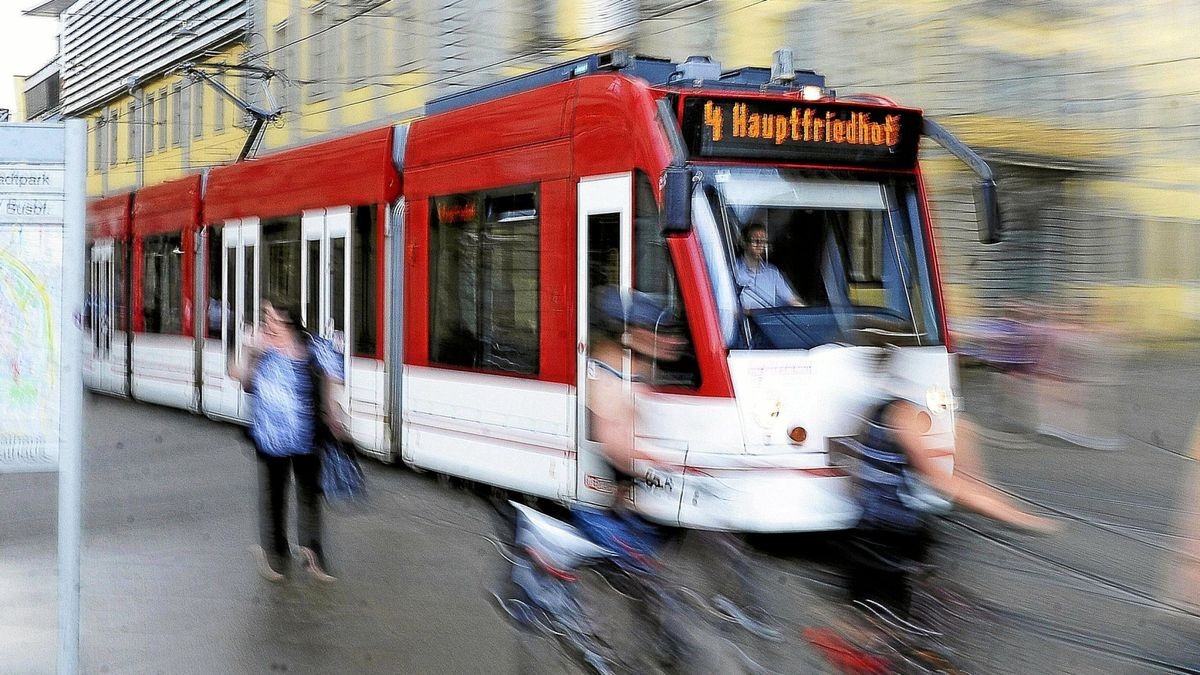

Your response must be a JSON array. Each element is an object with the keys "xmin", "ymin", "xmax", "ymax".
[{"xmin": 693, "ymin": 166, "xmax": 942, "ymax": 350}]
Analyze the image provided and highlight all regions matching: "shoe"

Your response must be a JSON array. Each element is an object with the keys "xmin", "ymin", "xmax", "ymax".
[
  {"xmin": 298, "ymin": 545, "xmax": 337, "ymax": 582},
  {"xmin": 252, "ymin": 545, "xmax": 285, "ymax": 582}
]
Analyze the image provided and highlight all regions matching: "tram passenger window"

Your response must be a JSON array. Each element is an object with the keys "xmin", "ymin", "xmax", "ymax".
[
  {"xmin": 429, "ymin": 188, "xmax": 539, "ymax": 375},
  {"xmin": 261, "ymin": 216, "xmax": 302, "ymax": 313},
  {"xmin": 330, "ymin": 236, "xmax": 345, "ymax": 334},
  {"xmin": 84, "ymin": 246, "xmax": 94, "ymax": 333},
  {"xmin": 243, "ymin": 244, "xmax": 256, "ymax": 328},
  {"xmin": 206, "ymin": 226, "xmax": 224, "ymax": 339},
  {"xmin": 141, "ymin": 234, "xmax": 183, "ymax": 334},
  {"xmin": 352, "ymin": 206, "xmax": 377, "ymax": 358},
  {"xmin": 633, "ymin": 172, "xmax": 699, "ymax": 389},
  {"xmin": 114, "ymin": 241, "xmax": 127, "ymax": 331},
  {"xmin": 306, "ymin": 240, "xmax": 319, "ymax": 335}
]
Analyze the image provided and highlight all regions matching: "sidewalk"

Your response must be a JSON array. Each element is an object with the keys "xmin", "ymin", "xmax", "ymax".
[{"xmin": 1, "ymin": 395, "xmax": 518, "ymax": 675}]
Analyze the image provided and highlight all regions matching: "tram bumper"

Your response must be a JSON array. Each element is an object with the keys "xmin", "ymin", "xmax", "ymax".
[{"xmin": 632, "ymin": 457, "xmax": 863, "ymax": 533}]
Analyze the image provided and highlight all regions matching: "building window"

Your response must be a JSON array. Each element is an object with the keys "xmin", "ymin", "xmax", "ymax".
[
  {"xmin": 171, "ymin": 84, "xmax": 182, "ymax": 147},
  {"xmin": 157, "ymin": 89, "xmax": 167, "ymax": 150},
  {"xmin": 108, "ymin": 110, "xmax": 119, "ymax": 166},
  {"xmin": 273, "ymin": 20, "xmax": 291, "ymax": 110},
  {"xmin": 93, "ymin": 116, "xmax": 104, "ymax": 170},
  {"xmin": 353, "ymin": 16, "xmax": 375, "ymax": 88},
  {"xmin": 391, "ymin": 4, "xmax": 413, "ymax": 71},
  {"xmin": 145, "ymin": 94, "xmax": 156, "ymax": 154},
  {"xmin": 192, "ymin": 81, "xmax": 204, "ymax": 139},
  {"xmin": 429, "ymin": 187, "xmax": 540, "ymax": 375},
  {"xmin": 307, "ymin": 5, "xmax": 335, "ymax": 101},
  {"xmin": 352, "ymin": 205, "xmax": 377, "ymax": 358},
  {"xmin": 128, "ymin": 102, "xmax": 139, "ymax": 162},
  {"xmin": 141, "ymin": 234, "xmax": 184, "ymax": 335},
  {"xmin": 180, "ymin": 85, "xmax": 191, "ymax": 148},
  {"xmin": 213, "ymin": 73, "xmax": 226, "ymax": 132}
]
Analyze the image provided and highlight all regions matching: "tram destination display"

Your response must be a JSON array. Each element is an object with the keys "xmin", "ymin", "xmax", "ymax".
[{"xmin": 680, "ymin": 96, "xmax": 922, "ymax": 169}]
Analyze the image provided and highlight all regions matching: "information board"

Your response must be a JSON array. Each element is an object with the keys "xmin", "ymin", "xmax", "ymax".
[{"xmin": 0, "ymin": 124, "xmax": 83, "ymax": 473}]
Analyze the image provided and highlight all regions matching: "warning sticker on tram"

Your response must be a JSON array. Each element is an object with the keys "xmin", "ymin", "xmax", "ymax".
[{"xmin": 680, "ymin": 97, "xmax": 922, "ymax": 168}]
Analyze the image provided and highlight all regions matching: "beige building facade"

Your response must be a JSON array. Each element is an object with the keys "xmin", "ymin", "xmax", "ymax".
[{"xmin": 44, "ymin": 0, "xmax": 1200, "ymax": 339}]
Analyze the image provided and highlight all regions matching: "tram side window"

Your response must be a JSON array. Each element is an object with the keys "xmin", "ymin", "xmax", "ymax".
[
  {"xmin": 84, "ymin": 245, "xmax": 94, "ymax": 331},
  {"xmin": 429, "ymin": 188, "xmax": 539, "ymax": 375},
  {"xmin": 633, "ymin": 172, "xmax": 700, "ymax": 389},
  {"xmin": 114, "ymin": 240, "xmax": 127, "ymax": 332},
  {"xmin": 141, "ymin": 234, "xmax": 183, "ymax": 334},
  {"xmin": 206, "ymin": 226, "xmax": 223, "ymax": 339},
  {"xmin": 261, "ymin": 216, "xmax": 302, "ymax": 313},
  {"xmin": 352, "ymin": 205, "xmax": 377, "ymax": 358}
]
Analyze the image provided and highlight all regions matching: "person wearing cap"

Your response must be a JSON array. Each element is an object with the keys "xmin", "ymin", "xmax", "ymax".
[
  {"xmin": 584, "ymin": 286, "xmax": 685, "ymax": 483},
  {"xmin": 735, "ymin": 223, "xmax": 803, "ymax": 310}
]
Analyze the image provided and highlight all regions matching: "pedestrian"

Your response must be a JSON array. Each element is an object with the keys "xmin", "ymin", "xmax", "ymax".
[{"xmin": 229, "ymin": 299, "xmax": 345, "ymax": 582}]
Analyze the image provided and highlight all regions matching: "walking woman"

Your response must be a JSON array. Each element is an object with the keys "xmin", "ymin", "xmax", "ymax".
[{"xmin": 230, "ymin": 299, "xmax": 344, "ymax": 582}]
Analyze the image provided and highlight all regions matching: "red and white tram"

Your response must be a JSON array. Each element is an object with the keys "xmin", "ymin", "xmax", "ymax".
[{"xmin": 84, "ymin": 52, "xmax": 1001, "ymax": 532}]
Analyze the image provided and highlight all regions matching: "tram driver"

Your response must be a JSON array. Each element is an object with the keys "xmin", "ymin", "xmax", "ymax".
[{"xmin": 735, "ymin": 223, "xmax": 804, "ymax": 310}]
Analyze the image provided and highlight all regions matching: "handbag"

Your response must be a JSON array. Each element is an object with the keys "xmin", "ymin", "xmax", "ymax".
[{"xmin": 320, "ymin": 436, "xmax": 368, "ymax": 509}]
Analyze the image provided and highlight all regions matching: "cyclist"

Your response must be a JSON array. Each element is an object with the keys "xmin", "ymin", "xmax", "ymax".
[
  {"xmin": 574, "ymin": 286, "xmax": 684, "ymax": 573},
  {"xmin": 579, "ymin": 287, "xmax": 775, "ymax": 664},
  {"xmin": 850, "ymin": 348, "xmax": 1057, "ymax": 618}
]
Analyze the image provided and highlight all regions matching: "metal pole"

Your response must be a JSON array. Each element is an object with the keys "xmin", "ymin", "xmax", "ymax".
[{"xmin": 58, "ymin": 119, "xmax": 86, "ymax": 675}]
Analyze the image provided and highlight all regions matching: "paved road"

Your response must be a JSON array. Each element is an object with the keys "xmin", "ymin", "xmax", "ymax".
[{"xmin": 2, "ymin": 346, "xmax": 1199, "ymax": 673}]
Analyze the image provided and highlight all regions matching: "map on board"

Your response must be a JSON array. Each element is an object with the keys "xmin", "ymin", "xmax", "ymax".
[{"xmin": 0, "ymin": 226, "xmax": 63, "ymax": 469}]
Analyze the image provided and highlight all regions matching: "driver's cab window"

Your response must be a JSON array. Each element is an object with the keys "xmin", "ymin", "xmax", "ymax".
[
  {"xmin": 749, "ymin": 208, "xmax": 889, "ymax": 310},
  {"xmin": 704, "ymin": 168, "xmax": 941, "ymax": 349}
]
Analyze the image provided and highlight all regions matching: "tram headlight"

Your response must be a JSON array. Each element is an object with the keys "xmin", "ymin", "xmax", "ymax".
[
  {"xmin": 753, "ymin": 397, "xmax": 783, "ymax": 428},
  {"xmin": 925, "ymin": 385, "xmax": 957, "ymax": 416}
]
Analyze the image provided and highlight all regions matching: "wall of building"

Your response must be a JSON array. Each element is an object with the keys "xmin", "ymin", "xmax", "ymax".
[{"xmin": 68, "ymin": 0, "xmax": 1200, "ymax": 340}]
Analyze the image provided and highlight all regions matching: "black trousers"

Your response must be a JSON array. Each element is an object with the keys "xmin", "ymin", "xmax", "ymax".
[
  {"xmin": 257, "ymin": 452, "xmax": 322, "ymax": 559},
  {"xmin": 847, "ymin": 526, "xmax": 932, "ymax": 618}
]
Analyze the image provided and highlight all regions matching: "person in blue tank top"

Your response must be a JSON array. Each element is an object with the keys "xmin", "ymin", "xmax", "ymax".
[{"xmin": 849, "ymin": 348, "xmax": 1057, "ymax": 617}]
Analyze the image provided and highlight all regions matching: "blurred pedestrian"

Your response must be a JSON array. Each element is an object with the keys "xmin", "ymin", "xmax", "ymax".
[
  {"xmin": 1163, "ymin": 410, "xmax": 1200, "ymax": 617},
  {"xmin": 850, "ymin": 348, "xmax": 1057, "ymax": 616},
  {"xmin": 229, "ymin": 299, "xmax": 345, "ymax": 582}
]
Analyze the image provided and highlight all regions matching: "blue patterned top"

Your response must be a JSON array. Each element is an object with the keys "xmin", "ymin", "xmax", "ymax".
[{"xmin": 249, "ymin": 337, "xmax": 344, "ymax": 457}]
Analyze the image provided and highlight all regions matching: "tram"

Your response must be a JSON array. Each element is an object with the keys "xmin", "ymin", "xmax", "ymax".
[{"xmin": 83, "ymin": 51, "xmax": 1001, "ymax": 532}]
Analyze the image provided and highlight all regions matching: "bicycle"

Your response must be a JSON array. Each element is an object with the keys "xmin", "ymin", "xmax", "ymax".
[
  {"xmin": 798, "ymin": 532, "xmax": 1003, "ymax": 674},
  {"xmin": 486, "ymin": 492, "xmax": 782, "ymax": 674}
]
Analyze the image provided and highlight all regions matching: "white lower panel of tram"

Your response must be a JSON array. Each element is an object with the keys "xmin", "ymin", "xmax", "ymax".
[
  {"xmin": 402, "ymin": 366, "xmax": 575, "ymax": 501},
  {"xmin": 131, "ymin": 333, "xmax": 195, "ymax": 411}
]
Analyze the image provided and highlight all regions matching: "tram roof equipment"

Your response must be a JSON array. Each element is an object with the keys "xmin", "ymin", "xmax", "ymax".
[{"xmin": 425, "ymin": 50, "xmax": 829, "ymax": 116}]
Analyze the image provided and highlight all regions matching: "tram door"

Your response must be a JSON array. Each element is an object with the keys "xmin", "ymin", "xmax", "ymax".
[
  {"xmin": 88, "ymin": 240, "xmax": 123, "ymax": 394},
  {"xmin": 576, "ymin": 174, "xmax": 633, "ymax": 506},
  {"xmin": 301, "ymin": 207, "xmax": 351, "ymax": 414},
  {"xmin": 204, "ymin": 217, "xmax": 259, "ymax": 422}
]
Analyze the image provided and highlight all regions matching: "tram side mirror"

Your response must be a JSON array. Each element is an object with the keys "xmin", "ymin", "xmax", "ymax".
[
  {"xmin": 973, "ymin": 178, "xmax": 1002, "ymax": 244},
  {"xmin": 662, "ymin": 167, "xmax": 693, "ymax": 234}
]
